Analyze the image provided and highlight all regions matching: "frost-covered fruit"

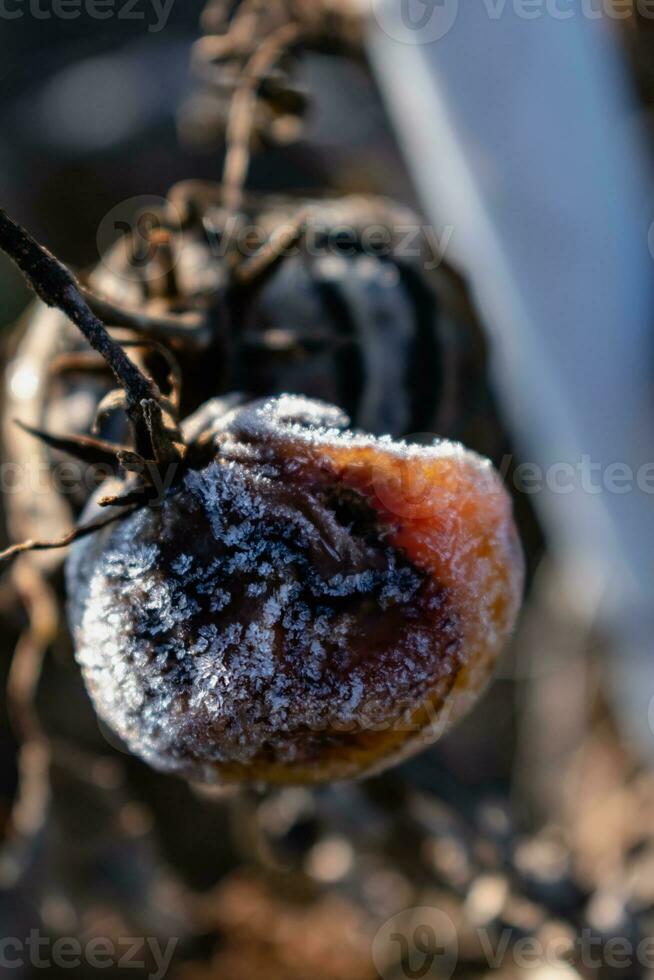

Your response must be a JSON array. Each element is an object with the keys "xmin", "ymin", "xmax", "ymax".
[{"xmin": 67, "ymin": 396, "xmax": 524, "ymax": 785}]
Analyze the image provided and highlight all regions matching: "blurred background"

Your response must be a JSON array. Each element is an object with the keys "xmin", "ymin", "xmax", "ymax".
[{"xmin": 1, "ymin": 1, "xmax": 654, "ymax": 978}]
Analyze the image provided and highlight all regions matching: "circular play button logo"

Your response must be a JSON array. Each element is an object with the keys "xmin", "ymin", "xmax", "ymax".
[
  {"xmin": 370, "ymin": 0, "xmax": 459, "ymax": 45},
  {"xmin": 372, "ymin": 906, "xmax": 458, "ymax": 979}
]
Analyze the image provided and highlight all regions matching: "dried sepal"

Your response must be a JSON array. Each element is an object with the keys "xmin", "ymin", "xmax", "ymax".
[{"xmin": 14, "ymin": 420, "xmax": 126, "ymax": 469}]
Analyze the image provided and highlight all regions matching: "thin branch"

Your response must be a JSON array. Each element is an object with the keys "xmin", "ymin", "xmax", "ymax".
[
  {"xmin": 81, "ymin": 286, "xmax": 213, "ymax": 351},
  {"xmin": 233, "ymin": 209, "xmax": 307, "ymax": 287},
  {"xmin": 91, "ymin": 389, "xmax": 128, "ymax": 435},
  {"xmin": 116, "ymin": 449, "xmax": 149, "ymax": 474},
  {"xmin": 8, "ymin": 562, "xmax": 58, "ymax": 745},
  {"xmin": 98, "ymin": 486, "xmax": 153, "ymax": 508},
  {"xmin": 49, "ymin": 351, "xmax": 110, "ymax": 377},
  {"xmin": 0, "ymin": 209, "xmax": 168, "ymax": 459},
  {"xmin": 222, "ymin": 21, "xmax": 303, "ymax": 215},
  {"xmin": 0, "ymin": 507, "xmax": 139, "ymax": 566},
  {"xmin": 0, "ymin": 210, "xmax": 156, "ymax": 406},
  {"xmin": 119, "ymin": 337, "xmax": 183, "ymax": 415}
]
